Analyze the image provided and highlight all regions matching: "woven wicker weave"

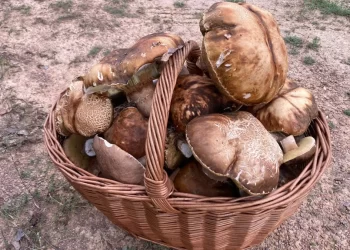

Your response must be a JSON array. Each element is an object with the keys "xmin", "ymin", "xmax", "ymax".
[{"xmin": 44, "ymin": 41, "xmax": 332, "ymax": 250}]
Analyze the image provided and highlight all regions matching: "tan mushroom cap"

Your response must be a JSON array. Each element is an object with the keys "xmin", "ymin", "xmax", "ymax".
[
  {"xmin": 104, "ymin": 107, "xmax": 147, "ymax": 159},
  {"xmin": 282, "ymin": 136, "xmax": 316, "ymax": 166},
  {"xmin": 186, "ymin": 111, "xmax": 283, "ymax": 195},
  {"xmin": 200, "ymin": 2, "xmax": 288, "ymax": 105},
  {"xmin": 173, "ymin": 160, "xmax": 239, "ymax": 197},
  {"xmin": 63, "ymin": 134, "xmax": 91, "ymax": 169},
  {"xmin": 55, "ymin": 81, "xmax": 84, "ymax": 136},
  {"xmin": 82, "ymin": 33, "xmax": 184, "ymax": 89},
  {"xmin": 254, "ymin": 79, "xmax": 318, "ymax": 136},
  {"xmin": 93, "ymin": 136, "xmax": 145, "ymax": 185},
  {"xmin": 74, "ymin": 94, "xmax": 113, "ymax": 137},
  {"xmin": 170, "ymin": 74, "xmax": 235, "ymax": 132}
]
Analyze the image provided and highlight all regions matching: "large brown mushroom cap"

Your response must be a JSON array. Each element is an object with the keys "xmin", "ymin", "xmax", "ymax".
[
  {"xmin": 74, "ymin": 94, "xmax": 113, "ymax": 137},
  {"xmin": 173, "ymin": 160, "xmax": 239, "ymax": 197},
  {"xmin": 186, "ymin": 111, "xmax": 283, "ymax": 195},
  {"xmin": 104, "ymin": 107, "xmax": 147, "ymax": 159},
  {"xmin": 93, "ymin": 136, "xmax": 145, "ymax": 185},
  {"xmin": 170, "ymin": 74, "xmax": 235, "ymax": 132},
  {"xmin": 253, "ymin": 79, "xmax": 318, "ymax": 136},
  {"xmin": 200, "ymin": 2, "xmax": 288, "ymax": 105},
  {"xmin": 82, "ymin": 33, "xmax": 184, "ymax": 89}
]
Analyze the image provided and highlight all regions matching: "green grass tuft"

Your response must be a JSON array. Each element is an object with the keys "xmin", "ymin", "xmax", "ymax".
[
  {"xmin": 174, "ymin": 1, "xmax": 185, "ymax": 8},
  {"xmin": 50, "ymin": 0, "xmax": 73, "ymax": 12},
  {"xmin": 226, "ymin": 0, "xmax": 245, "ymax": 3},
  {"xmin": 284, "ymin": 35, "xmax": 303, "ymax": 48},
  {"xmin": 307, "ymin": 37, "xmax": 321, "ymax": 51},
  {"xmin": 303, "ymin": 56, "xmax": 316, "ymax": 65},
  {"xmin": 343, "ymin": 110, "xmax": 350, "ymax": 116},
  {"xmin": 305, "ymin": 0, "xmax": 350, "ymax": 17},
  {"xmin": 13, "ymin": 5, "xmax": 32, "ymax": 15},
  {"xmin": 88, "ymin": 46, "xmax": 103, "ymax": 57}
]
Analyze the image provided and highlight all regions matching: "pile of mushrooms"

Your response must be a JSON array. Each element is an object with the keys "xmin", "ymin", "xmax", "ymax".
[{"xmin": 55, "ymin": 2, "xmax": 320, "ymax": 197}]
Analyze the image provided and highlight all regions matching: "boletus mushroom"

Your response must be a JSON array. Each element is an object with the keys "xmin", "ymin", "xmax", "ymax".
[
  {"xmin": 81, "ymin": 32, "xmax": 184, "ymax": 117},
  {"xmin": 186, "ymin": 111, "xmax": 283, "ymax": 195},
  {"xmin": 55, "ymin": 81, "xmax": 84, "ymax": 136},
  {"xmin": 74, "ymin": 94, "xmax": 113, "ymax": 137},
  {"xmin": 104, "ymin": 107, "xmax": 148, "ymax": 159},
  {"xmin": 173, "ymin": 160, "xmax": 239, "ymax": 197},
  {"xmin": 252, "ymin": 79, "xmax": 318, "ymax": 136},
  {"xmin": 280, "ymin": 135, "xmax": 316, "ymax": 166},
  {"xmin": 63, "ymin": 134, "xmax": 92, "ymax": 169},
  {"xmin": 164, "ymin": 128, "xmax": 192, "ymax": 170},
  {"xmin": 170, "ymin": 74, "xmax": 238, "ymax": 132},
  {"xmin": 200, "ymin": 2, "xmax": 288, "ymax": 105},
  {"xmin": 93, "ymin": 136, "xmax": 145, "ymax": 185}
]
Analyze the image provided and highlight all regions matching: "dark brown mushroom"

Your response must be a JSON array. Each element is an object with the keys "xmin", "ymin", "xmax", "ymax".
[
  {"xmin": 170, "ymin": 74, "xmax": 238, "ymax": 132},
  {"xmin": 186, "ymin": 111, "xmax": 283, "ymax": 195},
  {"xmin": 173, "ymin": 160, "xmax": 239, "ymax": 197},
  {"xmin": 104, "ymin": 107, "xmax": 148, "ymax": 159}
]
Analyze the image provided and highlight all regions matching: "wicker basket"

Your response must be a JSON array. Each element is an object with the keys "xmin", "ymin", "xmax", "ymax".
[{"xmin": 44, "ymin": 41, "xmax": 332, "ymax": 250}]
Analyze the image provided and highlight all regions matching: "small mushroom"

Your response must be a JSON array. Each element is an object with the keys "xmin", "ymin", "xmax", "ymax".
[
  {"xmin": 173, "ymin": 160, "xmax": 240, "ymax": 197},
  {"xmin": 186, "ymin": 111, "xmax": 283, "ymax": 195},
  {"xmin": 252, "ymin": 79, "xmax": 318, "ymax": 136},
  {"xmin": 104, "ymin": 107, "xmax": 147, "ymax": 159},
  {"xmin": 63, "ymin": 134, "xmax": 92, "ymax": 169},
  {"xmin": 170, "ymin": 74, "xmax": 237, "ymax": 132},
  {"xmin": 74, "ymin": 94, "xmax": 113, "ymax": 137},
  {"xmin": 81, "ymin": 33, "xmax": 184, "ymax": 117},
  {"xmin": 200, "ymin": 2, "xmax": 288, "ymax": 105},
  {"xmin": 93, "ymin": 136, "xmax": 145, "ymax": 185},
  {"xmin": 281, "ymin": 135, "xmax": 316, "ymax": 166}
]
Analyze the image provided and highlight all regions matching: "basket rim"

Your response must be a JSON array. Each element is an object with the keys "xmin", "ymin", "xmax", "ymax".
[{"xmin": 43, "ymin": 89, "xmax": 332, "ymax": 212}]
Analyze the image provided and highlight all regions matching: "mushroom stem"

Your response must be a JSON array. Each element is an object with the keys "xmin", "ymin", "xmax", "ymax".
[
  {"xmin": 84, "ymin": 138, "xmax": 96, "ymax": 157},
  {"xmin": 177, "ymin": 139, "xmax": 193, "ymax": 158},
  {"xmin": 137, "ymin": 156, "xmax": 147, "ymax": 166},
  {"xmin": 280, "ymin": 135, "xmax": 298, "ymax": 153}
]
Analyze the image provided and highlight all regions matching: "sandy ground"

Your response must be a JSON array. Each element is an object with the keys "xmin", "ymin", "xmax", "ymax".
[{"xmin": 0, "ymin": 0, "xmax": 349, "ymax": 249}]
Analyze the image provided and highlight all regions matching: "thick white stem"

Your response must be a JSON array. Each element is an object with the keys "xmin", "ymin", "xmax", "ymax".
[
  {"xmin": 177, "ymin": 139, "xmax": 193, "ymax": 158},
  {"xmin": 280, "ymin": 135, "xmax": 298, "ymax": 153}
]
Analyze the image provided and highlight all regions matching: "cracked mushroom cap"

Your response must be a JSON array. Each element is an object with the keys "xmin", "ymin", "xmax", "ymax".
[
  {"xmin": 186, "ymin": 111, "xmax": 283, "ymax": 195},
  {"xmin": 200, "ymin": 2, "xmax": 288, "ymax": 105},
  {"xmin": 253, "ymin": 79, "xmax": 318, "ymax": 136},
  {"xmin": 173, "ymin": 160, "xmax": 239, "ymax": 197},
  {"xmin": 93, "ymin": 136, "xmax": 145, "ymax": 185},
  {"xmin": 170, "ymin": 74, "xmax": 231, "ymax": 132},
  {"xmin": 74, "ymin": 94, "xmax": 113, "ymax": 137},
  {"xmin": 104, "ymin": 107, "xmax": 148, "ymax": 159}
]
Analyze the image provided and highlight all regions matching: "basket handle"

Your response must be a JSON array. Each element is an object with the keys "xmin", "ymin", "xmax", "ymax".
[{"xmin": 144, "ymin": 41, "xmax": 201, "ymax": 213}]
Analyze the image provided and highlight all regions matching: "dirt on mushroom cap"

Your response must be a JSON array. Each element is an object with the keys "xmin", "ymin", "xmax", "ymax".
[{"xmin": 186, "ymin": 111, "xmax": 283, "ymax": 195}]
